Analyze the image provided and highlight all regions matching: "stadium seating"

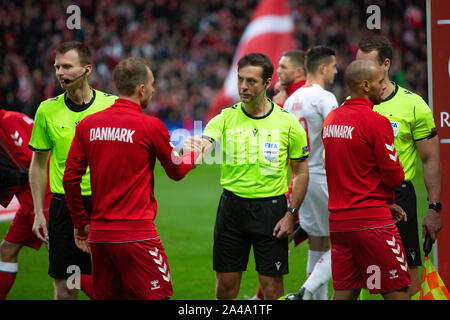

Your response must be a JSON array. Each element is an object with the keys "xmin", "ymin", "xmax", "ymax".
[{"xmin": 0, "ymin": 0, "xmax": 427, "ymax": 125}]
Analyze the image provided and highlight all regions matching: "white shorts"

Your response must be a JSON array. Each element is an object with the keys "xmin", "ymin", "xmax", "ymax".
[{"xmin": 299, "ymin": 174, "xmax": 330, "ymax": 237}]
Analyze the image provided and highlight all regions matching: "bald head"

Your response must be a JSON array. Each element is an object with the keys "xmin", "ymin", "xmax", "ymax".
[
  {"xmin": 345, "ymin": 60, "xmax": 379, "ymax": 91},
  {"xmin": 345, "ymin": 59, "xmax": 386, "ymax": 104}
]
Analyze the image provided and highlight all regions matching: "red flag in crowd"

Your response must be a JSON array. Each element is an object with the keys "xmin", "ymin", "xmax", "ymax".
[{"xmin": 204, "ymin": 0, "xmax": 295, "ymax": 122}]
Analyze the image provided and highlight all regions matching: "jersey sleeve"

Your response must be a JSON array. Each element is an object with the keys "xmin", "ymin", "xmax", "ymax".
[
  {"xmin": 371, "ymin": 115, "xmax": 405, "ymax": 189},
  {"xmin": 412, "ymin": 97, "xmax": 437, "ymax": 141},
  {"xmin": 29, "ymin": 105, "xmax": 52, "ymax": 151},
  {"xmin": 150, "ymin": 118, "xmax": 197, "ymax": 181},
  {"xmin": 288, "ymin": 116, "xmax": 309, "ymax": 160},
  {"xmin": 63, "ymin": 121, "xmax": 89, "ymax": 228},
  {"xmin": 202, "ymin": 111, "xmax": 225, "ymax": 144},
  {"xmin": 0, "ymin": 112, "xmax": 34, "ymax": 168}
]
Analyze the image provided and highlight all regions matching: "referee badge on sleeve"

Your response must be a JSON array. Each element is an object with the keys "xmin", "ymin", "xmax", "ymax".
[{"xmin": 262, "ymin": 142, "xmax": 279, "ymax": 162}]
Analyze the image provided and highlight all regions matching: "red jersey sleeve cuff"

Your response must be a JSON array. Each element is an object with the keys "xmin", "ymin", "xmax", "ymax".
[{"xmin": 72, "ymin": 213, "xmax": 90, "ymax": 229}]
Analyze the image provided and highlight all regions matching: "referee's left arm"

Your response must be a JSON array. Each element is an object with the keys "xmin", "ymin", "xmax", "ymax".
[
  {"xmin": 289, "ymin": 158, "xmax": 309, "ymax": 214},
  {"xmin": 273, "ymin": 156, "xmax": 309, "ymax": 239}
]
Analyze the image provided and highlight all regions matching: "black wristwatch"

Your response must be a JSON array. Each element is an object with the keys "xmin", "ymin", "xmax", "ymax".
[
  {"xmin": 287, "ymin": 207, "xmax": 298, "ymax": 218},
  {"xmin": 429, "ymin": 202, "xmax": 442, "ymax": 213}
]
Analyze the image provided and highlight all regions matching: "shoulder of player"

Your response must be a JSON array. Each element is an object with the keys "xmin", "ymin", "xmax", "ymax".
[
  {"xmin": 0, "ymin": 109, "xmax": 28, "ymax": 122},
  {"xmin": 225, "ymin": 102, "xmax": 242, "ymax": 113},
  {"xmin": 140, "ymin": 114, "xmax": 168, "ymax": 133},
  {"xmin": 275, "ymin": 104, "xmax": 299, "ymax": 123},
  {"xmin": 299, "ymin": 85, "xmax": 337, "ymax": 106},
  {"xmin": 369, "ymin": 108, "xmax": 393, "ymax": 130},
  {"xmin": 78, "ymin": 111, "xmax": 166, "ymax": 137},
  {"xmin": 37, "ymin": 92, "xmax": 65, "ymax": 111},
  {"xmin": 92, "ymin": 89, "xmax": 118, "ymax": 101},
  {"xmin": 315, "ymin": 86, "xmax": 337, "ymax": 103},
  {"xmin": 394, "ymin": 85, "xmax": 428, "ymax": 106},
  {"xmin": 283, "ymin": 93, "xmax": 295, "ymax": 108},
  {"xmin": 209, "ymin": 103, "xmax": 243, "ymax": 121}
]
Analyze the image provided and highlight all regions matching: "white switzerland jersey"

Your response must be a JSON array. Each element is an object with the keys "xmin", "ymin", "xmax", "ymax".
[{"xmin": 284, "ymin": 84, "xmax": 338, "ymax": 174}]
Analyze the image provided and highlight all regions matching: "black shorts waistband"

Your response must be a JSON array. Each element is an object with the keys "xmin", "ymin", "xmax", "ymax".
[
  {"xmin": 222, "ymin": 189, "xmax": 286, "ymax": 202},
  {"xmin": 395, "ymin": 180, "xmax": 414, "ymax": 192},
  {"xmin": 402, "ymin": 181, "xmax": 413, "ymax": 187},
  {"xmin": 52, "ymin": 193, "xmax": 91, "ymax": 201}
]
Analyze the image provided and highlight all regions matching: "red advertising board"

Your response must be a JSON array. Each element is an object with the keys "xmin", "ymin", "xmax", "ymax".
[{"xmin": 428, "ymin": 0, "xmax": 450, "ymax": 287}]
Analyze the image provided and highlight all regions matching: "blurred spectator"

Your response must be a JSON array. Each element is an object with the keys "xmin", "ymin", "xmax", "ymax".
[{"xmin": 0, "ymin": 0, "xmax": 427, "ymax": 126}]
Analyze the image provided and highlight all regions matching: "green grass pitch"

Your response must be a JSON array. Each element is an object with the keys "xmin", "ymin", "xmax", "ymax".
[{"xmin": 0, "ymin": 160, "xmax": 430, "ymax": 300}]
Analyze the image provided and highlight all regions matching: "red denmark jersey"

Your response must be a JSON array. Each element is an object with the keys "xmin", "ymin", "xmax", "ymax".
[
  {"xmin": 63, "ymin": 99, "xmax": 198, "ymax": 242},
  {"xmin": 322, "ymin": 98, "xmax": 404, "ymax": 231},
  {"xmin": 0, "ymin": 109, "xmax": 51, "ymax": 212}
]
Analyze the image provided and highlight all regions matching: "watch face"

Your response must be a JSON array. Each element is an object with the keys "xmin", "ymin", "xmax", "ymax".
[{"xmin": 430, "ymin": 202, "xmax": 442, "ymax": 211}]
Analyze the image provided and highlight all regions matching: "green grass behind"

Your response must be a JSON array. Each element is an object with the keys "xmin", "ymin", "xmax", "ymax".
[{"xmin": 0, "ymin": 159, "xmax": 430, "ymax": 300}]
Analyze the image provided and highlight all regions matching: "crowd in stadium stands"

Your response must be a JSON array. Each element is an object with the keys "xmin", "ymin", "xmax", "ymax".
[{"xmin": 0, "ymin": 0, "xmax": 427, "ymax": 128}]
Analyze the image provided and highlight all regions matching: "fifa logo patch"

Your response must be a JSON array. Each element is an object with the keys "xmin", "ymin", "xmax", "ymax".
[
  {"xmin": 262, "ymin": 142, "xmax": 279, "ymax": 162},
  {"xmin": 390, "ymin": 122, "xmax": 399, "ymax": 138}
]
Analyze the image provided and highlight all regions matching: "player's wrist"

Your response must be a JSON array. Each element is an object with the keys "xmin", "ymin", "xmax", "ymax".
[
  {"xmin": 287, "ymin": 207, "xmax": 298, "ymax": 218},
  {"xmin": 33, "ymin": 208, "xmax": 45, "ymax": 216},
  {"xmin": 428, "ymin": 202, "xmax": 442, "ymax": 214}
]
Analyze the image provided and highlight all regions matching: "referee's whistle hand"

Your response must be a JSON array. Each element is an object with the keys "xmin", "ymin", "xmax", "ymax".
[
  {"xmin": 422, "ymin": 210, "xmax": 442, "ymax": 242},
  {"xmin": 32, "ymin": 212, "xmax": 48, "ymax": 245}
]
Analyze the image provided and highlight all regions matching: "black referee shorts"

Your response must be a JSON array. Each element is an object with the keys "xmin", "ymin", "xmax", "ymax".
[
  {"xmin": 394, "ymin": 181, "xmax": 421, "ymax": 267},
  {"xmin": 213, "ymin": 189, "xmax": 289, "ymax": 277},
  {"xmin": 48, "ymin": 193, "xmax": 92, "ymax": 279}
]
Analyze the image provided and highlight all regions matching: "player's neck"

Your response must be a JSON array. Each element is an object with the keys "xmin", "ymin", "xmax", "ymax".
[
  {"xmin": 119, "ymin": 95, "xmax": 142, "ymax": 107},
  {"xmin": 66, "ymin": 81, "xmax": 93, "ymax": 105},
  {"xmin": 382, "ymin": 78, "xmax": 395, "ymax": 100},
  {"xmin": 305, "ymin": 74, "xmax": 324, "ymax": 88},
  {"xmin": 293, "ymin": 76, "xmax": 306, "ymax": 85},
  {"xmin": 243, "ymin": 96, "xmax": 271, "ymax": 117}
]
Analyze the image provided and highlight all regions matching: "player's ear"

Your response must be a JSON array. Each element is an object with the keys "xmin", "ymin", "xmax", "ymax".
[
  {"xmin": 319, "ymin": 63, "xmax": 326, "ymax": 74},
  {"xmin": 296, "ymin": 66, "xmax": 305, "ymax": 78},
  {"xmin": 84, "ymin": 65, "xmax": 92, "ymax": 76},
  {"xmin": 361, "ymin": 79, "xmax": 370, "ymax": 93},
  {"xmin": 135, "ymin": 83, "xmax": 145, "ymax": 97},
  {"xmin": 382, "ymin": 58, "xmax": 390, "ymax": 72}
]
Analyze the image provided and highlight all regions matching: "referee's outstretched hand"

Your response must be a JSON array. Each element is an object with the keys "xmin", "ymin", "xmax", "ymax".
[{"xmin": 273, "ymin": 212, "xmax": 295, "ymax": 239}]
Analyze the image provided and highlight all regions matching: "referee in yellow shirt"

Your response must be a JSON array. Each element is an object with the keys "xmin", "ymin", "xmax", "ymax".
[{"xmin": 194, "ymin": 53, "xmax": 310, "ymax": 300}]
